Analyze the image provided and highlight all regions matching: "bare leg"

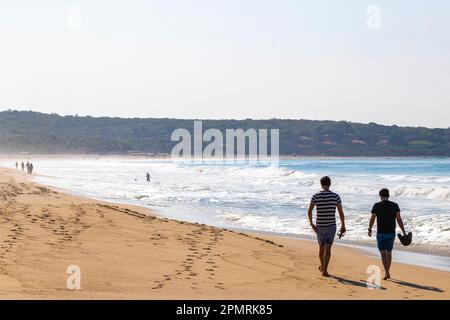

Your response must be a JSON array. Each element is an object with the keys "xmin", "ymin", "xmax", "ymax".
[
  {"xmin": 385, "ymin": 251, "xmax": 392, "ymax": 279},
  {"xmin": 380, "ymin": 251, "xmax": 391, "ymax": 279},
  {"xmin": 322, "ymin": 244, "xmax": 332, "ymax": 277},
  {"xmin": 319, "ymin": 245, "xmax": 325, "ymax": 272}
]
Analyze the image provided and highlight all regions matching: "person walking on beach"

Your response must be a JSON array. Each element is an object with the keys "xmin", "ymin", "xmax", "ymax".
[
  {"xmin": 368, "ymin": 188, "xmax": 407, "ymax": 280},
  {"xmin": 308, "ymin": 176, "xmax": 346, "ymax": 277},
  {"xmin": 29, "ymin": 163, "xmax": 34, "ymax": 174},
  {"xmin": 26, "ymin": 161, "xmax": 30, "ymax": 174},
  {"xmin": 15, "ymin": 162, "xmax": 18, "ymax": 169},
  {"xmin": 146, "ymin": 172, "xmax": 151, "ymax": 182},
  {"xmin": 21, "ymin": 161, "xmax": 25, "ymax": 172}
]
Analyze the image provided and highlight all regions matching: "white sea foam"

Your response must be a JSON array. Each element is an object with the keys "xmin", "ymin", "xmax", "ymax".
[{"xmin": 2, "ymin": 157, "xmax": 449, "ymax": 254}]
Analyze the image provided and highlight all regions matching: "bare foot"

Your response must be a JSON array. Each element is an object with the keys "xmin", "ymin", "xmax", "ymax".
[
  {"xmin": 383, "ymin": 273, "xmax": 390, "ymax": 280},
  {"xmin": 322, "ymin": 271, "xmax": 330, "ymax": 277}
]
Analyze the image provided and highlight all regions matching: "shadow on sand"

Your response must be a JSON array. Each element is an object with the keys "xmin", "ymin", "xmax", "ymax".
[
  {"xmin": 388, "ymin": 279, "xmax": 444, "ymax": 293},
  {"xmin": 330, "ymin": 275, "xmax": 386, "ymax": 290},
  {"xmin": 329, "ymin": 275, "xmax": 444, "ymax": 293}
]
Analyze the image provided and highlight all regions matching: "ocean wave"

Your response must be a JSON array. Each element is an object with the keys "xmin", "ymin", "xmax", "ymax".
[
  {"xmin": 7, "ymin": 157, "xmax": 449, "ymax": 252},
  {"xmin": 392, "ymin": 187, "xmax": 450, "ymax": 200},
  {"xmin": 336, "ymin": 184, "xmax": 450, "ymax": 201},
  {"xmin": 379, "ymin": 174, "xmax": 450, "ymax": 184}
]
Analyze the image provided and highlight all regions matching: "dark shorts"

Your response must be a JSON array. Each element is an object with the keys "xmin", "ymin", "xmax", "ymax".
[
  {"xmin": 316, "ymin": 225, "xmax": 336, "ymax": 245},
  {"xmin": 376, "ymin": 233, "xmax": 395, "ymax": 252}
]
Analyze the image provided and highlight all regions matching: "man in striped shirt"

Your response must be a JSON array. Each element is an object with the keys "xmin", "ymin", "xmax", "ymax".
[{"xmin": 307, "ymin": 176, "xmax": 346, "ymax": 277}]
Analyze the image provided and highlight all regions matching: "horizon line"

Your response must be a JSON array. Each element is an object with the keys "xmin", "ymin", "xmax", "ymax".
[{"xmin": 1, "ymin": 109, "xmax": 448, "ymax": 130}]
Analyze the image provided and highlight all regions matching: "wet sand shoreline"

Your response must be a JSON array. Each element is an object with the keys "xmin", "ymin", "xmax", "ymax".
[{"xmin": 0, "ymin": 167, "xmax": 449, "ymax": 299}]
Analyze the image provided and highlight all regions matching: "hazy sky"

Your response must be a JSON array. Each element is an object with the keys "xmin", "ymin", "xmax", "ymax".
[{"xmin": 1, "ymin": 0, "xmax": 449, "ymax": 128}]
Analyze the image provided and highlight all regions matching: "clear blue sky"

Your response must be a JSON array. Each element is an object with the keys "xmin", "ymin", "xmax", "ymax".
[{"xmin": 1, "ymin": 0, "xmax": 449, "ymax": 128}]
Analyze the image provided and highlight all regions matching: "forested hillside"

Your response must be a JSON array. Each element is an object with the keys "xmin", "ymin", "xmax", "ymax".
[{"xmin": 0, "ymin": 110, "xmax": 448, "ymax": 156}]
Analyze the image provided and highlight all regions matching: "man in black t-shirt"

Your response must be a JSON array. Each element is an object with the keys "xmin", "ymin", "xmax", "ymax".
[{"xmin": 368, "ymin": 188, "xmax": 406, "ymax": 280}]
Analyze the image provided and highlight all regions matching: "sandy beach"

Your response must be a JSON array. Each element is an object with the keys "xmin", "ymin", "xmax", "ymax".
[{"xmin": 0, "ymin": 167, "xmax": 448, "ymax": 299}]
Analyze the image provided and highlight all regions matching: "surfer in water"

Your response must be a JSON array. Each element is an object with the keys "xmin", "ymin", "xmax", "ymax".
[{"xmin": 146, "ymin": 172, "xmax": 151, "ymax": 182}]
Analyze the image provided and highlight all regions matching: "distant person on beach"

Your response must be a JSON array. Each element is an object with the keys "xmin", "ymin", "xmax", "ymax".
[
  {"xmin": 15, "ymin": 162, "xmax": 18, "ymax": 169},
  {"xmin": 26, "ymin": 161, "xmax": 30, "ymax": 174},
  {"xmin": 146, "ymin": 172, "xmax": 151, "ymax": 182},
  {"xmin": 308, "ymin": 176, "xmax": 346, "ymax": 277},
  {"xmin": 21, "ymin": 162, "xmax": 25, "ymax": 172},
  {"xmin": 29, "ymin": 163, "xmax": 34, "ymax": 174},
  {"xmin": 368, "ymin": 188, "xmax": 407, "ymax": 280}
]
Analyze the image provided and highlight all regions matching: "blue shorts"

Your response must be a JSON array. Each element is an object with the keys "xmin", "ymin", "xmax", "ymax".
[
  {"xmin": 317, "ymin": 225, "xmax": 336, "ymax": 245},
  {"xmin": 376, "ymin": 233, "xmax": 395, "ymax": 252}
]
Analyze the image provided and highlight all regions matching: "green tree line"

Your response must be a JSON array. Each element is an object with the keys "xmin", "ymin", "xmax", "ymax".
[{"xmin": 0, "ymin": 110, "xmax": 448, "ymax": 156}]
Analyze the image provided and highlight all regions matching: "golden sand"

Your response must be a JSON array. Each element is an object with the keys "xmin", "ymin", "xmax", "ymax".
[{"xmin": 0, "ymin": 167, "xmax": 448, "ymax": 299}]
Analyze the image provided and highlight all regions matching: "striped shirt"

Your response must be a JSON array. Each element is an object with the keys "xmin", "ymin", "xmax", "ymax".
[{"xmin": 310, "ymin": 191, "xmax": 341, "ymax": 227}]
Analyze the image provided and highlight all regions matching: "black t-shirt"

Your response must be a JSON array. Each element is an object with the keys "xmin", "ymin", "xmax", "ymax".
[{"xmin": 371, "ymin": 200, "xmax": 400, "ymax": 234}]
